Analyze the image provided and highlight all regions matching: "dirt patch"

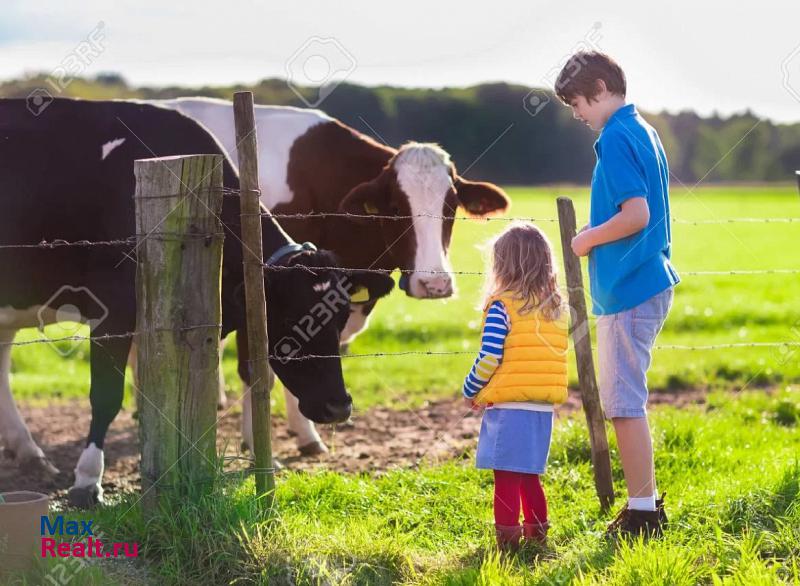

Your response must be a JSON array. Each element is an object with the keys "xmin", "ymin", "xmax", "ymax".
[{"xmin": 0, "ymin": 389, "xmax": 708, "ymax": 503}]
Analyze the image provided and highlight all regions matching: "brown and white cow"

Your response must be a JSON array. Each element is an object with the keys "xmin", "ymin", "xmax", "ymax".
[{"xmin": 147, "ymin": 97, "xmax": 510, "ymax": 455}]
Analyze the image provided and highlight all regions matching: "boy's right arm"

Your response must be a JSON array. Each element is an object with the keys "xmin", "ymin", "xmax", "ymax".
[
  {"xmin": 572, "ymin": 131, "xmax": 651, "ymax": 256},
  {"xmin": 572, "ymin": 198, "xmax": 649, "ymax": 256}
]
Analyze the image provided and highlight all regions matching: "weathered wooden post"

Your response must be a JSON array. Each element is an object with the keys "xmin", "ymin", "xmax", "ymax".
[
  {"xmin": 135, "ymin": 155, "xmax": 224, "ymax": 515},
  {"xmin": 232, "ymin": 91, "xmax": 275, "ymax": 510},
  {"xmin": 556, "ymin": 196, "xmax": 615, "ymax": 510}
]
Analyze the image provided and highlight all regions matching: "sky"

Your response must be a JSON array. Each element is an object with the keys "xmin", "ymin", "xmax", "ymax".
[{"xmin": 1, "ymin": 0, "xmax": 799, "ymax": 123}]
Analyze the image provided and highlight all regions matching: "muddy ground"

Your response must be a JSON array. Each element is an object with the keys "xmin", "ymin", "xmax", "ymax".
[{"xmin": 0, "ymin": 390, "xmax": 707, "ymax": 505}]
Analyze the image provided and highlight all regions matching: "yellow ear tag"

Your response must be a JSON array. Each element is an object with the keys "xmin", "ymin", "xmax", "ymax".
[
  {"xmin": 350, "ymin": 286, "xmax": 370, "ymax": 303},
  {"xmin": 363, "ymin": 202, "xmax": 379, "ymax": 215}
]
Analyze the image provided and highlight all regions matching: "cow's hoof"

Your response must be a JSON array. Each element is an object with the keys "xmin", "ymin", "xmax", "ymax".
[
  {"xmin": 19, "ymin": 456, "xmax": 59, "ymax": 477},
  {"xmin": 68, "ymin": 485, "xmax": 103, "ymax": 509},
  {"xmin": 298, "ymin": 441, "xmax": 329, "ymax": 457},
  {"xmin": 217, "ymin": 400, "xmax": 227, "ymax": 411},
  {"xmin": 240, "ymin": 441, "xmax": 250, "ymax": 453}
]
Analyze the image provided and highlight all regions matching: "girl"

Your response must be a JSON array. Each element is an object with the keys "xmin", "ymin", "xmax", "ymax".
[{"xmin": 462, "ymin": 222, "xmax": 569, "ymax": 552}]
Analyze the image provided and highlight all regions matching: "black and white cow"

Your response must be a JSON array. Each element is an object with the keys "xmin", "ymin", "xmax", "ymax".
[
  {"xmin": 0, "ymin": 98, "xmax": 393, "ymax": 506},
  {"xmin": 147, "ymin": 97, "xmax": 511, "ymax": 456}
]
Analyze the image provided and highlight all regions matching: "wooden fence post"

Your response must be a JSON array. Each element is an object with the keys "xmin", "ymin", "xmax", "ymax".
[
  {"xmin": 134, "ymin": 155, "xmax": 224, "ymax": 515},
  {"xmin": 556, "ymin": 196, "xmax": 615, "ymax": 510},
  {"xmin": 232, "ymin": 91, "xmax": 275, "ymax": 510}
]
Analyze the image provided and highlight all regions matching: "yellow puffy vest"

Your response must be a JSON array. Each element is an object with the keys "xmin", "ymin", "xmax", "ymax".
[{"xmin": 473, "ymin": 293, "xmax": 569, "ymax": 405}]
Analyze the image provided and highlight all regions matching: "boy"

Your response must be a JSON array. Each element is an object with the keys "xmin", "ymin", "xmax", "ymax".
[{"xmin": 554, "ymin": 52, "xmax": 680, "ymax": 538}]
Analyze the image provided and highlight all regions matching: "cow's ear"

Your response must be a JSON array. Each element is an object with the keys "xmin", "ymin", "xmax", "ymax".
[
  {"xmin": 347, "ymin": 271, "xmax": 395, "ymax": 302},
  {"xmin": 454, "ymin": 176, "xmax": 510, "ymax": 217},
  {"xmin": 339, "ymin": 175, "xmax": 387, "ymax": 221}
]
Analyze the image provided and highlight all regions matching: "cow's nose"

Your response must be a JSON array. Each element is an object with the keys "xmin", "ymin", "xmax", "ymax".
[
  {"xmin": 420, "ymin": 275, "xmax": 453, "ymax": 298},
  {"xmin": 325, "ymin": 398, "xmax": 352, "ymax": 423}
]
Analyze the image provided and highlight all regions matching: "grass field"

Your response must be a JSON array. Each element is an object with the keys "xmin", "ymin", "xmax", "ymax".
[
  {"xmin": 8, "ymin": 387, "xmax": 800, "ymax": 584},
  {"xmin": 10, "ymin": 184, "xmax": 800, "ymax": 413},
  {"xmin": 5, "ymin": 183, "xmax": 800, "ymax": 585}
]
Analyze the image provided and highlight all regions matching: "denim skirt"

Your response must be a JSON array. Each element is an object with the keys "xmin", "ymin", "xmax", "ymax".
[{"xmin": 475, "ymin": 406, "xmax": 554, "ymax": 474}]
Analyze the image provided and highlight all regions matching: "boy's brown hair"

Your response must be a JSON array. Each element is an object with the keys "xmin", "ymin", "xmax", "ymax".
[{"xmin": 555, "ymin": 51, "xmax": 626, "ymax": 104}]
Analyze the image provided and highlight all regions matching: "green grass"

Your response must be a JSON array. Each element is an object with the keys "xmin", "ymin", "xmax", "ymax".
[
  {"xmin": 9, "ymin": 184, "xmax": 800, "ymax": 416},
  {"xmin": 6, "ymin": 183, "xmax": 800, "ymax": 583},
  {"xmin": 8, "ymin": 386, "xmax": 799, "ymax": 584}
]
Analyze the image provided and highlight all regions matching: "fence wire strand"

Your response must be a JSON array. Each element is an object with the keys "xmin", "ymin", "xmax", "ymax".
[
  {"xmin": 0, "ymin": 324, "xmax": 221, "ymax": 348},
  {"xmin": 2, "ymin": 187, "xmax": 799, "ymax": 354}
]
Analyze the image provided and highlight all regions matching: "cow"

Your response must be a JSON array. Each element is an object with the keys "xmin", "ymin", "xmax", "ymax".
[
  {"xmin": 147, "ymin": 97, "xmax": 511, "ymax": 456},
  {"xmin": 0, "ymin": 98, "xmax": 393, "ymax": 507}
]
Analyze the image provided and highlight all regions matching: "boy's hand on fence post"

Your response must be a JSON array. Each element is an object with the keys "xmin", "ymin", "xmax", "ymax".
[{"xmin": 571, "ymin": 228, "xmax": 594, "ymax": 257}]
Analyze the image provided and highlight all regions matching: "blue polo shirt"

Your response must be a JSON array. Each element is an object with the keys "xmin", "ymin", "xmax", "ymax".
[{"xmin": 588, "ymin": 104, "xmax": 679, "ymax": 315}]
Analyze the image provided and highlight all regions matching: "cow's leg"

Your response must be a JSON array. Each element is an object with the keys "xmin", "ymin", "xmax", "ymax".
[
  {"xmin": 68, "ymin": 334, "xmax": 129, "ymax": 508},
  {"xmin": 284, "ymin": 388, "xmax": 328, "ymax": 456},
  {"xmin": 0, "ymin": 329, "xmax": 58, "ymax": 475}
]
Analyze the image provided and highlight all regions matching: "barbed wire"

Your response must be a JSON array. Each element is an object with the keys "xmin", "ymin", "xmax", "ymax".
[
  {"xmin": 0, "ymin": 324, "xmax": 221, "ymax": 348},
  {"xmin": 271, "ymin": 341, "xmax": 800, "ymax": 361},
  {"xmin": 1, "ymin": 217, "xmax": 795, "ymax": 252},
  {"xmin": 259, "ymin": 211, "xmax": 560, "ymax": 222},
  {"xmin": 0, "ymin": 233, "xmax": 224, "ymax": 251},
  {"xmin": 672, "ymin": 217, "xmax": 800, "ymax": 224},
  {"xmin": 255, "ymin": 210, "xmax": 800, "ymax": 224},
  {"xmin": 0, "ymin": 237, "xmax": 137, "ymax": 250},
  {"xmin": 2, "ymin": 191, "xmax": 798, "ymax": 355},
  {"xmin": 683, "ymin": 269, "xmax": 800, "ymax": 276},
  {"xmin": 6, "ymin": 324, "xmax": 799, "ymax": 356},
  {"xmin": 262, "ymin": 264, "xmax": 800, "ymax": 277}
]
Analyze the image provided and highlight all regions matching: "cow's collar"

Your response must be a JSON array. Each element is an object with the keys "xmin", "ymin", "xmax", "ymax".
[{"xmin": 265, "ymin": 242, "xmax": 317, "ymax": 266}]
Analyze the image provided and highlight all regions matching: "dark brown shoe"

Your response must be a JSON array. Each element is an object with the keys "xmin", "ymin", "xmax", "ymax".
[{"xmin": 606, "ymin": 503, "xmax": 664, "ymax": 540}]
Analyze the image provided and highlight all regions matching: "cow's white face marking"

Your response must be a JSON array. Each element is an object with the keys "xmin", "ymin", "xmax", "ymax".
[
  {"xmin": 313, "ymin": 280, "xmax": 331, "ymax": 293},
  {"xmin": 147, "ymin": 98, "xmax": 330, "ymax": 208},
  {"xmin": 101, "ymin": 137, "xmax": 126, "ymax": 160},
  {"xmin": 393, "ymin": 143, "xmax": 455, "ymax": 299},
  {"xmin": 341, "ymin": 304, "xmax": 371, "ymax": 344}
]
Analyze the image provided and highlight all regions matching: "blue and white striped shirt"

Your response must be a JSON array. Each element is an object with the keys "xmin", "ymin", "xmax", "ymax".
[{"xmin": 462, "ymin": 300, "xmax": 509, "ymax": 399}]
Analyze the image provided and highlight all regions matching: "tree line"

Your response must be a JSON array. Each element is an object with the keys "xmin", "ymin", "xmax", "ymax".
[{"xmin": 3, "ymin": 74, "xmax": 798, "ymax": 184}]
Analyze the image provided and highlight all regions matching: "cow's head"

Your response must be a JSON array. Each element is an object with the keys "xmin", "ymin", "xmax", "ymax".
[
  {"xmin": 264, "ymin": 248, "xmax": 394, "ymax": 423},
  {"xmin": 338, "ymin": 142, "xmax": 509, "ymax": 299}
]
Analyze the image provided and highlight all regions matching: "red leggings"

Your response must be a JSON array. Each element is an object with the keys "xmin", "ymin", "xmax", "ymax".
[{"xmin": 493, "ymin": 470, "xmax": 548, "ymax": 526}]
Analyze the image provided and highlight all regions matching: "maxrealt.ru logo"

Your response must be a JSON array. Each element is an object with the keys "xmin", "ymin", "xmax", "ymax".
[{"xmin": 40, "ymin": 515, "xmax": 138, "ymax": 558}]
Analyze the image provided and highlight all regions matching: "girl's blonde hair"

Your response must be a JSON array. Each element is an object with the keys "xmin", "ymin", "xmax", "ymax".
[{"xmin": 483, "ymin": 222, "xmax": 563, "ymax": 320}]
